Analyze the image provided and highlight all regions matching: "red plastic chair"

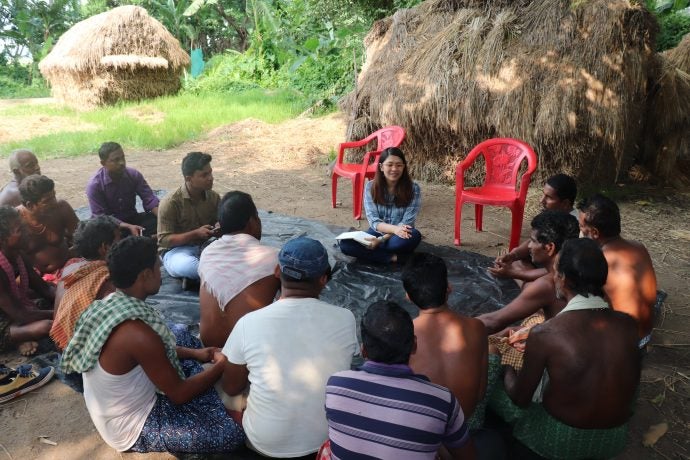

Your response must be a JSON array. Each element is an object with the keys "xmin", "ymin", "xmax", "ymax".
[
  {"xmin": 454, "ymin": 138, "xmax": 538, "ymax": 250},
  {"xmin": 332, "ymin": 126, "xmax": 406, "ymax": 219}
]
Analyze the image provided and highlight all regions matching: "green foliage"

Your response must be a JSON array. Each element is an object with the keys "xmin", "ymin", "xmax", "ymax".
[
  {"xmin": 657, "ymin": 12, "xmax": 690, "ymax": 50},
  {"xmin": 0, "ymin": 61, "xmax": 49, "ymax": 98},
  {"xmin": 646, "ymin": 0, "xmax": 690, "ymax": 50},
  {"xmin": 0, "ymin": 89, "xmax": 308, "ymax": 157},
  {"xmin": 0, "ymin": 75, "xmax": 49, "ymax": 98},
  {"xmin": 0, "ymin": 0, "xmax": 80, "ymax": 63}
]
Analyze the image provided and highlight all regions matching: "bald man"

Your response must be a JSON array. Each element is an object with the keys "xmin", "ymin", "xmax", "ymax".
[{"xmin": 0, "ymin": 150, "xmax": 41, "ymax": 207}]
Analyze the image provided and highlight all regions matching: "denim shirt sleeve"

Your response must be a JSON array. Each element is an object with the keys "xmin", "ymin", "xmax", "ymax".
[
  {"xmin": 399, "ymin": 182, "xmax": 421, "ymax": 227},
  {"xmin": 364, "ymin": 181, "xmax": 383, "ymax": 232}
]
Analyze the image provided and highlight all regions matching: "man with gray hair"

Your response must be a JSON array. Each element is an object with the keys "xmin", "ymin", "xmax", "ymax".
[{"xmin": 0, "ymin": 149, "xmax": 41, "ymax": 207}]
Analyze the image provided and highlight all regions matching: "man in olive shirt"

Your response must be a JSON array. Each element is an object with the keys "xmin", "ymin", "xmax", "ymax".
[{"xmin": 157, "ymin": 152, "xmax": 219, "ymax": 282}]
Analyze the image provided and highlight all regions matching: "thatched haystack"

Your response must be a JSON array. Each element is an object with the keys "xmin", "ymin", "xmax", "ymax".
[
  {"xmin": 343, "ymin": 0, "xmax": 690, "ymax": 185},
  {"xmin": 664, "ymin": 33, "xmax": 690, "ymax": 74},
  {"xmin": 39, "ymin": 6, "xmax": 190, "ymax": 109}
]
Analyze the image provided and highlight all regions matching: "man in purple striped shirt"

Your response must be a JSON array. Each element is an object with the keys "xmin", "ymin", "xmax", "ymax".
[
  {"xmin": 86, "ymin": 142, "xmax": 159, "ymax": 237},
  {"xmin": 324, "ymin": 301, "xmax": 476, "ymax": 460}
]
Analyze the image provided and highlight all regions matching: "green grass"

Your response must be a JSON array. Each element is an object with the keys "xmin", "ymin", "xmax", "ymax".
[{"xmin": 0, "ymin": 89, "xmax": 308, "ymax": 158}]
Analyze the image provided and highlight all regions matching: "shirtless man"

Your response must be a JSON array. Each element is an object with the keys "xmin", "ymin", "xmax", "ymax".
[
  {"xmin": 490, "ymin": 173, "xmax": 577, "ymax": 283},
  {"xmin": 198, "ymin": 191, "xmax": 279, "ymax": 347},
  {"xmin": 0, "ymin": 150, "xmax": 41, "ymax": 207},
  {"xmin": 401, "ymin": 252, "xmax": 487, "ymax": 422},
  {"xmin": 0, "ymin": 206, "xmax": 54, "ymax": 356},
  {"xmin": 500, "ymin": 238, "xmax": 640, "ymax": 459},
  {"xmin": 17, "ymin": 175, "xmax": 79, "ymax": 274},
  {"xmin": 477, "ymin": 210, "xmax": 579, "ymax": 334},
  {"xmin": 578, "ymin": 194, "xmax": 657, "ymax": 347}
]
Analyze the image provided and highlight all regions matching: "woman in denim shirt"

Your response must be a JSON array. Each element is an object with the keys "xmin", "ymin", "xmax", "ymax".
[{"xmin": 339, "ymin": 147, "xmax": 422, "ymax": 264}]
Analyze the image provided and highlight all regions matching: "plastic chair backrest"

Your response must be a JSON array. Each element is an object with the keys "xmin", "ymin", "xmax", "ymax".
[
  {"xmin": 461, "ymin": 138, "xmax": 537, "ymax": 192},
  {"xmin": 374, "ymin": 126, "xmax": 406, "ymax": 151}
]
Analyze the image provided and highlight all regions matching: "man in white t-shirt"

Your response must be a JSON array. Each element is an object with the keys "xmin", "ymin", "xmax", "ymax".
[{"xmin": 221, "ymin": 237, "xmax": 359, "ymax": 458}]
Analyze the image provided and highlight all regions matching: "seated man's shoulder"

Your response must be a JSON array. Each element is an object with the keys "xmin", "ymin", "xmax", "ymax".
[
  {"xmin": 435, "ymin": 310, "xmax": 485, "ymax": 337},
  {"xmin": 207, "ymin": 189, "xmax": 221, "ymax": 203},
  {"xmin": 159, "ymin": 187, "xmax": 183, "ymax": 206},
  {"xmin": 604, "ymin": 309, "xmax": 639, "ymax": 333},
  {"xmin": 0, "ymin": 182, "xmax": 20, "ymax": 206},
  {"xmin": 124, "ymin": 165, "xmax": 144, "ymax": 177}
]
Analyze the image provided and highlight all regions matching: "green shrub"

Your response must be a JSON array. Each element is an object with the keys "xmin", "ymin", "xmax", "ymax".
[
  {"xmin": 657, "ymin": 13, "xmax": 690, "ymax": 50},
  {"xmin": 0, "ymin": 75, "xmax": 50, "ymax": 99}
]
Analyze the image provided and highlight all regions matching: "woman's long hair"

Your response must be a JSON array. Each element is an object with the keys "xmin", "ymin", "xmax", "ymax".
[{"xmin": 370, "ymin": 147, "xmax": 414, "ymax": 206}]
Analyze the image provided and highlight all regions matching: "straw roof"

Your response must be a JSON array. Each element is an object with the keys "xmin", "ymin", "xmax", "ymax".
[
  {"xmin": 39, "ymin": 5, "xmax": 190, "ymax": 108},
  {"xmin": 342, "ymin": 0, "xmax": 690, "ymax": 185}
]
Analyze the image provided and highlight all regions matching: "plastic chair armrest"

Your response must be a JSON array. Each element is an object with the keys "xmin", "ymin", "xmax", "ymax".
[{"xmin": 360, "ymin": 150, "xmax": 380, "ymax": 175}]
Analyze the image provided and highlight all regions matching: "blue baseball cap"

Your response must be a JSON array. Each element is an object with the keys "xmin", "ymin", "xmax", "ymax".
[{"xmin": 278, "ymin": 237, "xmax": 330, "ymax": 280}]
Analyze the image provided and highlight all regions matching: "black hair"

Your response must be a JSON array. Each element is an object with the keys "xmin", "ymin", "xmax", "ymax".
[
  {"xmin": 546, "ymin": 173, "xmax": 577, "ymax": 205},
  {"xmin": 98, "ymin": 142, "xmax": 122, "ymax": 161},
  {"xmin": 577, "ymin": 194, "xmax": 621, "ymax": 238},
  {"xmin": 0, "ymin": 206, "xmax": 20, "ymax": 241},
  {"xmin": 106, "ymin": 236, "xmax": 158, "ymax": 289},
  {"xmin": 181, "ymin": 152, "xmax": 212, "ymax": 177},
  {"xmin": 401, "ymin": 252, "xmax": 448, "ymax": 309},
  {"xmin": 73, "ymin": 216, "xmax": 120, "ymax": 260},
  {"xmin": 218, "ymin": 191, "xmax": 257, "ymax": 234},
  {"xmin": 361, "ymin": 301, "xmax": 414, "ymax": 364},
  {"xmin": 370, "ymin": 147, "xmax": 414, "ymax": 207},
  {"xmin": 530, "ymin": 210, "xmax": 579, "ymax": 252},
  {"xmin": 18, "ymin": 174, "xmax": 54, "ymax": 205},
  {"xmin": 557, "ymin": 238, "xmax": 608, "ymax": 298}
]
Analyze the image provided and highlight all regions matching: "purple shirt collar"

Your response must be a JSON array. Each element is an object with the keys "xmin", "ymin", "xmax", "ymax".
[{"xmin": 360, "ymin": 360, "xmax": 429, "ymax": 381}]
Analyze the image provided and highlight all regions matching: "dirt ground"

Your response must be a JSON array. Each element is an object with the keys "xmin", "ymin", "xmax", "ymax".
[{"xmin": 0, "ymin": 112, "xmax": 688, "ymax": 459}]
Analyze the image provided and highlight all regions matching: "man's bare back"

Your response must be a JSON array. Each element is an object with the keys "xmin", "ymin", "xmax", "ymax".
[
  {"xmin": 519, "ymin": 309, "xmax": 639, "ymax": 428},
  {"xmin": 409, "ymin": 308, "xmax": 487, "ymax": 418},
  {"xmin": 199, "ymin": 275, "xmax": 279, "ymax": 348},
  {"xmin": 602, "ymin": 238, "xmax": 657, "ymax": 339}
]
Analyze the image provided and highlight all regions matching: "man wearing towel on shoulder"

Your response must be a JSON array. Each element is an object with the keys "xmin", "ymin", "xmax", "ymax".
[
  {"xmin": 198, "ymin": 191, "xmax": 279, "ymax": 347},
  {"xmin": 490, "ymin": 238, "xmax": 640, "ymax": 459}
]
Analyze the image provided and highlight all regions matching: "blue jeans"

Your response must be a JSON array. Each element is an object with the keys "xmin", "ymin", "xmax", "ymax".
[
  {"xmin": 163, "ymin": 245, "xmax": 201, "ymax": 279},
  {"xmin": 338, "ymin": 227, "xmax": 422, "ymax": 264}
]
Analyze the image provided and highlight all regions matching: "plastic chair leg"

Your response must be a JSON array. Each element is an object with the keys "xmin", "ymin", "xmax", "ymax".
[
  {"xmin": 331, "ymin": 173, "xmax": 338, "ymax": 208},
  {"xmin": 475, "ymin": 204, "xmax": 484, "ymax": 232},
  {"xmin": 509, "ymin": 207, "xmax": 524, "ymax": 251},
  {"xmin": 352, "ymin": 174, "xmax": 362, "ymax": 220},
  {"xmin": 454, "ymin": 198, "xmax": 463, "ymax": 246}
]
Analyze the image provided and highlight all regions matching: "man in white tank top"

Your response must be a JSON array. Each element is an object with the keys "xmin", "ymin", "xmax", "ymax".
[{"xmin": 60, "ymin": 237, "xmax": 245, "ymax": 453}]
